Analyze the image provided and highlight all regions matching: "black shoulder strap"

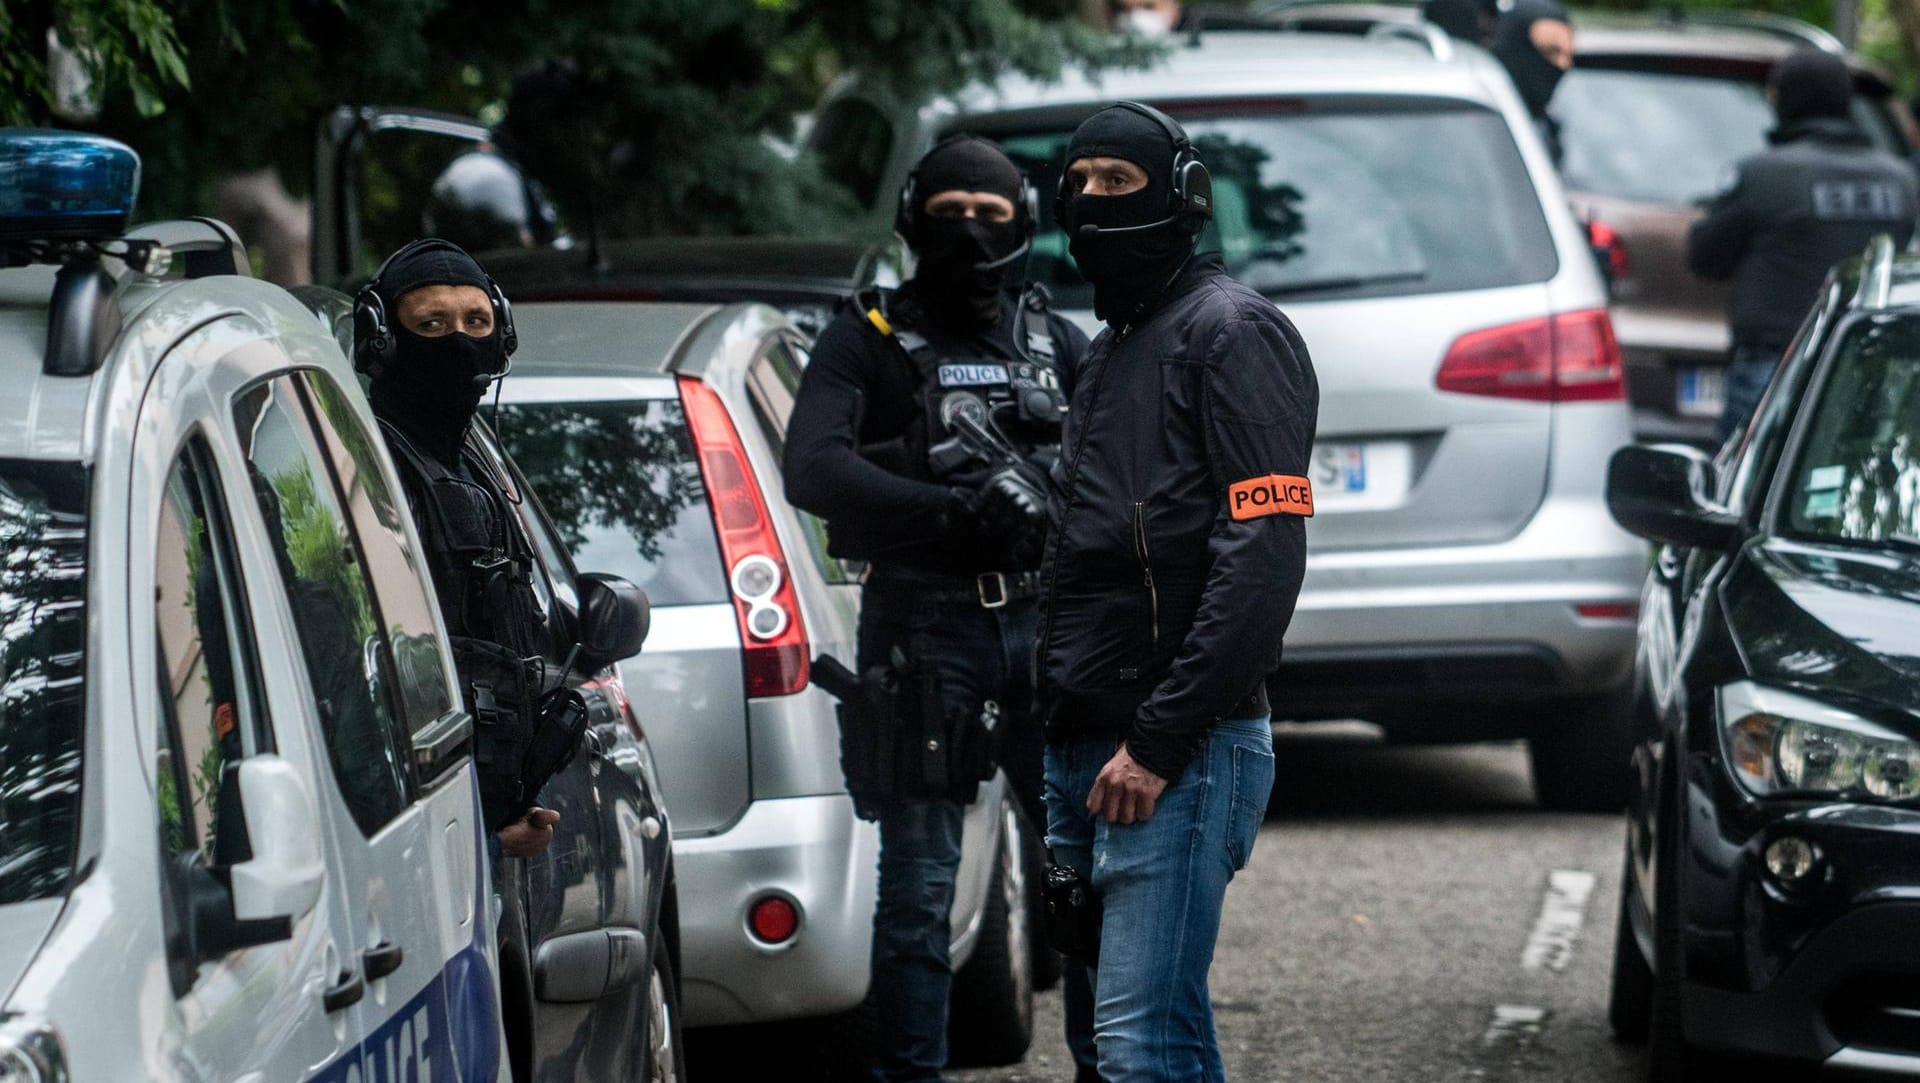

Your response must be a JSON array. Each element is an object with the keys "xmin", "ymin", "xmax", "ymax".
[
  {"xmin": 854, "ymin": 286, "xmax": 946, "ymax": 381},
  {"xmin": 378, "ymin": 418, "xmax": 462, "ymax": 565}
]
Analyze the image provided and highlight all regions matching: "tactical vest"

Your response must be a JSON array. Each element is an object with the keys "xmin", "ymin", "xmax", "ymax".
[
  {"xmin": 379, "ymin": 420, "xmax": 551, "ymax": 829},
  {"xmin": 856, "ymin": 286, "xmax": 1069, "ymax": 480}
]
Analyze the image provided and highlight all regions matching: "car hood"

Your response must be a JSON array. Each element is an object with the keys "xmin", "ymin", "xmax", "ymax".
[
  {"xmin": 1724, "ymin": 539, "xmax": 1920, "ymax": 723},
  {"xmin": 0, "ymin": 898, "xmax": 64, "ymax": 1005}
]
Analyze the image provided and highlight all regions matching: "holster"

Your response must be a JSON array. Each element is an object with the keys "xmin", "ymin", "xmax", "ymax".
[
  {"xmin": 819, "ymin": 649, "xmax": 999, "ymax": 820},
  {"xmin": 1042, "ymin": 857, "xmax": 1103, "ymax": 965},
  {"xmin": 452, "ymin": 635, "xmax": 543, "ymax": 831}
]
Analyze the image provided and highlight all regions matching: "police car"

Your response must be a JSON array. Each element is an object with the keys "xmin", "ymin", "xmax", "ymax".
[{"xmin": 0, "ymin": 130, "xmax": 504, "ymax": 1080}]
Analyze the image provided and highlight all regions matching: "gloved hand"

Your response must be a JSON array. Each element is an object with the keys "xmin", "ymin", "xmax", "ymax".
[{"xmin": 977, "ymin": 466, "xmax": 1049, "ymax": 567}]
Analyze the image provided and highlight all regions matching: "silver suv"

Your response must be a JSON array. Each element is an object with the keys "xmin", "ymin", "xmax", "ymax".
[{"xmin": 809, "ymin": 25, "xmax": 1648, "ymax": 810}]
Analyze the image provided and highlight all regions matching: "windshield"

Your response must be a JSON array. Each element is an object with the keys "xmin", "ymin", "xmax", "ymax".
[
  {"xmin": 1782, "ymin": 319, "xmax": 1920, "ymax": 548},
  {"xmin": 0, "ymin": 461, "xmax": 88, "ymax": 904},
  {"xmin": 495, "ymin": 398, "xmax": 729, "ymax": 606},
  {"xmin": 1556, "ymin": 67, "xmax": 1901, "ymax": 207},
  {"xmin": 991, "ymin": 99, "xmax": 1558, "ymax": 307}
]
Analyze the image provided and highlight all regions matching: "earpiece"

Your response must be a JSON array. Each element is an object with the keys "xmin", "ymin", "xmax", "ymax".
[
  {"xmin": 353, "ymin": 237, "xmax": 518, "ymax": 380},
  {"xmin": 1054, "ymin": 100, "xmax": 1214, "ymax": 235}
]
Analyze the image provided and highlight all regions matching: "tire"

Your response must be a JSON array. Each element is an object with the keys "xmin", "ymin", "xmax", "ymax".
[
  {"xmin": 642, "ymin": 937, "xmax": 687, "ymax": 1083},
  {"xmin": 1643, "ymin": 747, "xmax": 1733, "ymax": 1082},
  {"xmin": 947, "ymin": 799, "xmax": 1037, "ymax": 1068},
  {"xmin": 1529, "ymin": 681, "xmax": 1635, "ymax": 813},
  {"xmin": 1608, "ymin": 855, "xmax": 1653, "ymax": 1043}
]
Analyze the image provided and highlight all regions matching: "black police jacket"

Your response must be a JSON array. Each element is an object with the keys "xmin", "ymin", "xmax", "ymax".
[
  {"xmin": 783, "ymin": 282, "xmax": 1088, "ymax": 577},
  {"xmin": 1037, "ymin": 253, "xmax": 1319, "ymax": 783},
  {"xmin": 1689, "ymin": 118, "xmax": 1918, "ymax": 349}
]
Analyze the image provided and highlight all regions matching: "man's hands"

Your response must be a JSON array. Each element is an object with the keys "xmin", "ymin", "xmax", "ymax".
[
  {"xmin": 1087, "ymin": 744, "xmax": 1169, "ymax": 825},
  {"xmin": 498, "ymin": 806, "xmax": 560, "ymax": 858},
  {"xmin": 977, "ymin": 465, "xmax": 1049, "ymax": 566}
]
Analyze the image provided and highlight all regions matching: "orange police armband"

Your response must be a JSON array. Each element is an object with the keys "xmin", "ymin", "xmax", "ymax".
[{"xmin": 1228, "ymin": 474, "xmax": 1314, "ymax": 520}]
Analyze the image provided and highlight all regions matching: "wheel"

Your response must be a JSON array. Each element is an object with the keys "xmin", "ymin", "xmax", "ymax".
[
  {"xmin": 1018, "ymin": 803, "xmax": 1064, "ymax": 993},
  {"xmin": 1529, "ymin": 681, "xmax": 1635, "ymax": 812},
  {"xmin": 1643, "ymin": 749, "xmax": 1734, "ymax": 1082},
  {"xmin": 947, "ymin": 799, "xmax": 1036, "ymax": 1068},
  {"xmin": 642, "ymin": 937, "xmax": 686, "ymax": 1083},
  {"xmin": 1608, "ymin": 855, "xmax": 1653, "ymax": 1043}
]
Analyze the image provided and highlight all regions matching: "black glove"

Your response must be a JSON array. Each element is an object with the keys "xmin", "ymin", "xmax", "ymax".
[{"xmin": 977, "ymin": 466, "xmax": 1048, "ymax": 567}]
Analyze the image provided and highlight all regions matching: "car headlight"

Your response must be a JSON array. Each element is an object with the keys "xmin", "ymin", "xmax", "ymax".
[
  {"xmin": 0, "ymin": 1015, "xmax": 68, "ymax": 1083},
  {"xmin": 1720, "ymin": 681, "xmax": 1920, "ymax": 800}
]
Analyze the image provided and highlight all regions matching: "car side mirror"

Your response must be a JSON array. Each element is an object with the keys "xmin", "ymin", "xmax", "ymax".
[
  {"xmin": 227, "ymin": 755, "xmax": 326, "ymax": 924},
  {"xmin": 1606, "ymin": 444, "xmax": 1741, "ymax": 551},
  {"xmin": 577, "ymin": 573, "xmax": 650, "ymax": 670}
]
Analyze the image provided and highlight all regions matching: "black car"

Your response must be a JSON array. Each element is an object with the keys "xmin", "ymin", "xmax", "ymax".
[{"xmin": 1605, "ymin": 236, "xmax": 1920, "ymax": 1079}]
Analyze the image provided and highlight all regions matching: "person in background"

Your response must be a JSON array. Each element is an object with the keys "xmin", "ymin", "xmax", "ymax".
[
  {"xmin": 1491, "ymin": 0, "xmax": 1576, "ymax": 163},
  {"xmin": 1110, "ymin": 0, "xmax": 1184, "ymax": 36},
  {"xmin": 1424, "ymin": 0, "xmax": 1499, "ymax": 46},
  {"xmin": 1690, "ymin": 48, "xmax": 1918, "ymax": 441}
]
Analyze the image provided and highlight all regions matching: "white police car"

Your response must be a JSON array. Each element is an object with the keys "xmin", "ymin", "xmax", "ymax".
[{"xmin": 0, "ymin": 130, "xmax": 503, "ymax": 1080}]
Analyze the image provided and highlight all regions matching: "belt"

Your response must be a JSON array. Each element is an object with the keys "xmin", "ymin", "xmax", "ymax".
[{"xmin": 864, "ymin": 567, "xmax": 1042, "ymax": 609}]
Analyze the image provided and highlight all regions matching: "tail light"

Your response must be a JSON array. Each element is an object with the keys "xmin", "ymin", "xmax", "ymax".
[
  {"xmin": 677, "ymin": 375, "xmax": 811, "ymax": 697},
  {"xmin": 1587, "ymin": 220, "xmax": 1630, "ymax": 280},
  {"xmin": 1434, "ymin": 309, "xmax": 1623, "ymax": 403}
]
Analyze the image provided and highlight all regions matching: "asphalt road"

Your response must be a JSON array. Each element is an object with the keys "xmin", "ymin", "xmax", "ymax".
[{"xmin": 956, "ymin": 726, "xmax": 1644, "ymax": 1083}]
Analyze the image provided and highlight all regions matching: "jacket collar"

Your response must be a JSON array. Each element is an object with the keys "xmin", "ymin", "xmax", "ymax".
[
  {"xmin": 1769, "ymin": 116, "xmax": 1871, "ymax": 148},
  {"xmin": 1113, "ymin": 250, "xmax": 1228, "ymax": 330}
]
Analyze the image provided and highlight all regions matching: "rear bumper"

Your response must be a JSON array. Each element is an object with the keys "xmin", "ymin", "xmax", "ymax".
[
  {"xmin": 674, "ymin": 794, "xmax": 878, "ymax": 1026},
  {"xmin": 1281, "ymin": 494, "xmax": 1644, "ymax": 718}
]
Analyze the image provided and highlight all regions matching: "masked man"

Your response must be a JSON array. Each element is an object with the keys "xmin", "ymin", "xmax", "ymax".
[
  {"xmin": 1690, "ymin": 48, "xmax": 1917, "ymax": 440},
  {"xmin": 784, "ymin": 136, "xmax": 1089, "ymax": 1082},
  {"xmin": 1037, "ymin": 102, "xmax": 1318, "ymax": 1081},
  {"xmin": 1491, "ymin": 0, "xmax": 1575, "ymax": 163},
  {"xmin": 355, "ymin": 238, "xmax": 579, "ymax": 861}
]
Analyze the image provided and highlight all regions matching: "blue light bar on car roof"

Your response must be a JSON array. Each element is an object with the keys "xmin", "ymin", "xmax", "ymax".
[{"xmin": 0, "ymin": 129, "xmax": 140, "ymax": 243}]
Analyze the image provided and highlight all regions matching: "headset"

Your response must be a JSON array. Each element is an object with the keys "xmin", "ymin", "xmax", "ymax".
[
  {"xmin": 894, "ymin": 133, "xmax": 1042, "ymax": 252},
  {"xmin": 353, "ymin": 237, "xmax": 518, "ymax": 380},
  {"xmin": 1053, "ymin": 100, "xmax": 1214, "ymax": 239}
]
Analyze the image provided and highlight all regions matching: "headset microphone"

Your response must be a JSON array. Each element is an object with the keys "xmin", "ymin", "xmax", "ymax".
[
  {"xmin": 1076, "ymin": 215, "xmax": 1179, "ymax": 240},
  {"xmin": 974, "ymin": 239, "xmax": 1033, "ymax": 271}
]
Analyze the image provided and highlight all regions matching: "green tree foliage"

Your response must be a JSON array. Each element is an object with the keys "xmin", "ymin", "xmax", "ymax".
[{"xmin": 6, "ymin": 0, "xmax": 1140, "ymax": 239}]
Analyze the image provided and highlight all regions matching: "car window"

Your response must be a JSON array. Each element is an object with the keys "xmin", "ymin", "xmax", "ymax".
[
  {"xmin": 496, "ymin": 398, "xmax": 730, "ymax": 606},
  {"xmin": 0, "ymin": 460, "xmax": 87, "ymax": 904},
  {"xmin": 235, "ymin": 378, "xmax": 411, "ymax": 835},
  {"xmin": 154, "ymin": 438, "xmax": 266, "ymax": 870},
  {"xmin": 992, "ymin": 99, "xmax": 1558, "ymax": 306},
  {"xmin": 1779, "ymin": 318, "xmax": 1920, "ymax": 547},
  {"xmin": 1721, "ymin": 299, "xmax": 1831, "ymax": 515},
  {"xmin": 297, "ymin": 372, "xmax": 467, "ymax": 783},
  {"xmin": 746, "ymin": 341, "xmax": 858, "ymax": 585},
  {"xmin": 1556, "ymin": 68, "xmax": 1901, "ymax": 207},
  {"xmin": 810, "ymin": 97, "xmax": 896, "ymax": 207}
]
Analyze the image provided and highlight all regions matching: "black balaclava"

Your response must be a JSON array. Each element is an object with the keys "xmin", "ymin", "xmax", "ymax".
[
  {"xmin": 1492, "ymin": 0, "xmax": 1572, "ymax": 119},
  {"xmin": 1770, "ymin": 48, "xmax": 1854, "ymax": 137},
  {"xmin": 903, "ymin": 136, "xmax": 1031, "ymax": 328},
  {"xmin": 365, "ymin": 240, "xmax": 509, "ymax": 463},
  {"xmin": 1060, "ymin": 105, "xmax": 1199, "ymax": 325}
]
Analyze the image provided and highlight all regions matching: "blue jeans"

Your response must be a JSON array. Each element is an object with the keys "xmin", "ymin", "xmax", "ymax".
[
  {"xmin": 1045, "ymin": 717, "xmax": 1276, "ymax": 1083},
  {"xmin": 1718, "ymin": 343, "xmax": 1783, "ymax": 444},
  {"xmin": 862, "ymin": 583, "xmax": 1049, "ymax": 1083}
]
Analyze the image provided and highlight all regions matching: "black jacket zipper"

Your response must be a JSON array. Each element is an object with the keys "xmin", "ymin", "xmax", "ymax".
[{"xmin": 1133, "ymin": 501, "xmax": 1159, "ymax": 648}]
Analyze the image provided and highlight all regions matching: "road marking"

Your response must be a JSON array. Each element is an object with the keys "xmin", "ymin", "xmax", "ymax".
[
  {"xmin": 1482, "ymin": 1003, "xmax": 1548, "ymax": 1046},
  {"xmin": 1520, "ymin": 869, "xmax": 1596, "ymax": 972}
]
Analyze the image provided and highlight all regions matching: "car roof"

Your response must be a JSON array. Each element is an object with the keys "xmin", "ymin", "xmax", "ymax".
[
  {"xmin": 480, "ymin": 236, "xmax": 887, "ymax": 305},
  {"xmin": 942, "ymin": 29, "xmax": 1516, "ymax": 119},
  {"xmin": 507, "ymin": 300, "xmax": 721, "ymax": 379}
]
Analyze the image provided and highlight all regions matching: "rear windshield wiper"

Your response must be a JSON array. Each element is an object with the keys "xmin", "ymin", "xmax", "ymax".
[{"xmin": 1261, "ymin": 271, "xmax": 1428, "ymax": 299}]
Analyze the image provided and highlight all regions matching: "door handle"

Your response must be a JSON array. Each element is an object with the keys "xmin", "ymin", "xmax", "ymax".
[
  {"xmin": 323, "ymin": 968, "xmax": 365, "ymax": 1013},
  {"xmin": 363, "ymin": 941, "xmax": 404, "ymax": 981}
]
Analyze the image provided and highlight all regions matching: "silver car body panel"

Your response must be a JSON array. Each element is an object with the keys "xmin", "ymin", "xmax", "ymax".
[
  {"xmin": 503, "ymin": 300, "xmax": 1005, "ymax": 1024},
  {"xmin": 819, "ymin": 29, "xmax": 1642, "ymax": 709}
]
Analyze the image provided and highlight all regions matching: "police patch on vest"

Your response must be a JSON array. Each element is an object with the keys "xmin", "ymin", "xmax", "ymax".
[
  {"xmin": 1229, "ymin": 474, "xmax": 1314, "ymax": 520},
  {"xmin": 938, "ymin": 363, "xmax": 1011, "ymax": 387}
]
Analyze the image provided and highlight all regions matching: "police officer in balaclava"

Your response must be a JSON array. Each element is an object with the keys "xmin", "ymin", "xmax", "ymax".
[
  {"xmin": 784, "ymin": 136, "xmax": 1089, "ymax": 1082},
  {"xmin": 1691, "ymin": 49, "xmax": 1918, "ymax": 440},
  {"xmin": 1492, "ymin": 0, "xmax": 1575, "ymax": 161},
  {"xmin": 356, "ymin": 239, "xmax": 568, "ymax": 861},
  {"xmin": 1038, "ymin": 102, "xmax": 1318, "ymax": 1080}
]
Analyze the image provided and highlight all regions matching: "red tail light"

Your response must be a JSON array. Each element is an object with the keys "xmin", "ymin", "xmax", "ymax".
[
  {"xmin": 1434, "ymin": 309, "xmax": 1623, "ymax": 403},
  {"xmin": 1587, "ymin": 220, "xmax": 1630, "ymax": 279},
  {"xmin": 677, "ymin": 375, "xmax": 811, "ymax": 697}
]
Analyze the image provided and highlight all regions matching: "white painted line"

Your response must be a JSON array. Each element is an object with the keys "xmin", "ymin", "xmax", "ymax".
[
  {"xmin": 1483, "ymin": 1004, "xmax": 1548, "ymax": 1045},
  {"xmin": 1520, "ymin": 869, "xmax": 1596, "ymax": 972}
]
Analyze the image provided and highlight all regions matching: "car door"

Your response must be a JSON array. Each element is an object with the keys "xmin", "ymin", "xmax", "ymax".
[
  {"xmin": 131, "ymin": 329, "xmax": 360, "ymax": 1081},
  {"xmin": 228, "ymin": 367, "xmax": 501, "ymax": 1083}
]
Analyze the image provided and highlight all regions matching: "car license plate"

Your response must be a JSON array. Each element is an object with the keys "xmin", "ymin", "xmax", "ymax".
[
  {"xmin": 1676, "ymin": 366, "xmax": 1726, "ymax": 419},
  {"xmin": 1309, "ymin": 441, "xmax": 1412, "ymax": 511}
]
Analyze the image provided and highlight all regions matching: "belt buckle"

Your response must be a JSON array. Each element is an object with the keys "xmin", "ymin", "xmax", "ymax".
[{"xmin": 977, "ymin": 572, "xmax": 1008, "ymax": 609}]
